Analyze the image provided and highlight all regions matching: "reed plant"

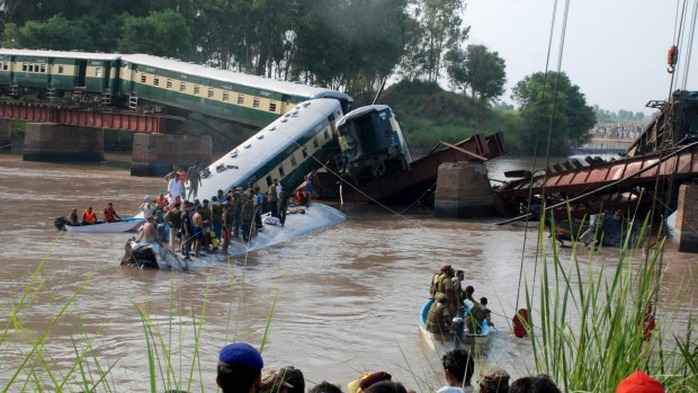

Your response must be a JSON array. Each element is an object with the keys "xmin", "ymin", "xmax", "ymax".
[{"xmin": 522, "ymin": 212, "xmax": 698, "ymax": 392}]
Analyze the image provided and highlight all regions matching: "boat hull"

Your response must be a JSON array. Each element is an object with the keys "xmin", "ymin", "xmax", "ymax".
[
  {"xmin": 418, "ymin": 298, "xmax": 489, "ymax": 353},
  {"xmin": 64, "ymin": 217, "xmax": 144, "ymax": 233}
]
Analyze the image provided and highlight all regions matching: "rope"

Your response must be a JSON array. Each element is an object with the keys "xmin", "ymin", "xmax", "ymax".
[{"xmin": 515, "ymin": 0, "xmax": 561, "ymax": 311}]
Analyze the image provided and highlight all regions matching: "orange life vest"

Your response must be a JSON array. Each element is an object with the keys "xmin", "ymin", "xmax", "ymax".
[
  {"xmin": 155, "ymin": 196, "xmax": 167, "ymax": 207},
  {"xmin": 82, "ymin": 209, "xmax": 96, "ymax": 224},
  {"xmin": 104, "ymin": 206, "xmax": 116, "ymax": 222}
]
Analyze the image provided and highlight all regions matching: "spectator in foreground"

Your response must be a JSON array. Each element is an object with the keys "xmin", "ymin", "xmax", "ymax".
[
  {"xmin": 348, "ymin": 371, "xmax": 392, "ymax": 393},
  {"xmin": 479, "ymin": 366, "xmax": 510, "ymax": 393},
  {"xmin": 509, "ymin": 374, "xmax": 559, "ymax": 393},
  {"xmin": 216, "ymin": 342, "xmax": 264, "ymax": 393},
  {"xmin": 280, "ymin": 366, "xmax": 305, "ymax": 393},
  {"xmin": 437, "ymin": 348, "xmax": 475, "ymax": 393},
  {"xmin": 259, "ymin": 369, "xmax": 294, "ymax": 393},
  {"xmin": 310, "ymin": 381, "xmax": 343, "ymax": 393},
  {"xmin": 616, "ymin": 371, "xmax": 665, "ymax": 393}
]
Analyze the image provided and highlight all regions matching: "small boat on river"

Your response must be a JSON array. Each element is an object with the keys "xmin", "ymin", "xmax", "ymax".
[
  {"xmin": 418, "ymin": 298, "xmax": 489, "ymax": 353},
  {"xmin": 54, "ymin": 217, "xmax": 144, "ymax": 233}
]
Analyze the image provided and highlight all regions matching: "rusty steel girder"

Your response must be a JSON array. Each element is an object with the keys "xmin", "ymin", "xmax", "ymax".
[{"xmin": 0, "ymin": 101, "xmax": 165, "ymax": 133}]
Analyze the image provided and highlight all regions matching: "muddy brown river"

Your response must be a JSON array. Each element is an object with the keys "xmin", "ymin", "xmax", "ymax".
[{"xmin": 0, "ymin": 153, "xmax": 695, "ymax": 392}]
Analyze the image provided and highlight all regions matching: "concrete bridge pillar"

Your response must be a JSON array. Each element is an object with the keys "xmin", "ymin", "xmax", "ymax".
[
  {"xmin": 434, "ymin": 161, "xmax": 497, "ymax": 218},
  {"xmin": 0, "ymin": 120, "xmax": 11, "ymax": 151},
  {"xmin": 23, "ymin": 123, "xmax": 104, "ymax": 162},
  {"xmin": 676, "ymin": 182, "xmax": 698, "ymax": 253},
  {"xmin": 131, "ymin": 133, "xmax": 212, "ymax": 177}
]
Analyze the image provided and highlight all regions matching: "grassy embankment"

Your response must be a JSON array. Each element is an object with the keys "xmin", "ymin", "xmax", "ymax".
[{"xmin": 381, "ymin": 80, "xmax": 523, "ymax": 154}]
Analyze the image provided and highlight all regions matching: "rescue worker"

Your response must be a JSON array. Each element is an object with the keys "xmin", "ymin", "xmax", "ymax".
[
  {"xmin": 240, "ymin": 193, "xmax": 256, "ymax": 242},
  {"xmin": 268, "ymin": 179, "xmax": 279, "ymax": 218},
  {"xmin": 81, "ymin": 207, "xmax": 96, "ymax": 225},
  {"xmin": 278, "ymin": 187, "xmax": 289, "ymax": 226},
  {"xmin": 155, "ymin": 193, "xmax": 168, "ymax": 208},
  {"xmin": 426, "ymin": 293, "xmax": 452, "ymax": 335},
  {"xmin": 435, "ymin": 265, "xmax": 458, "ymax": 316},
  {"xmin": 67, "ymin": 208, "xmax": 79, "ymax": 225},
  {"xmin": 186, "ymin": 161, "xmax": 202, "ymax": 201},
  {"xmin": 465, "ymin": 297, "xmax": 493, "ymax": 334},
  {"xmin": 103, "ymin": 202, "xmax": 121, "ymax": 223},
  {"xmin": 137, "ymin": 215, "xmax": 157, "ymax": 244}
]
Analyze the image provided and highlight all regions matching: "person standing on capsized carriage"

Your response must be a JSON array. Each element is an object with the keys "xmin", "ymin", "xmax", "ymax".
[
  {"xmin": 67, "ymin": 208, "xmax": 79, "ymax": 225},
  {"xmin": 167, "ymin": 173, "xmax": 185, "ymax": 203},
  {"xmin": 137, "ymin": 215, "xmax": 158, "ymax": 244},
  {"xmin": 304, "ymin": 170, "xmax": 316, "ymax": 204},
  {"xmin": 186, "ymin": 161, "xmax": 203, "ymax": 201},
  {"xmin": 139, "ymin": 196, "xmax": 156, "ymax": 217},
  {"xmin": 268, "ymin": 179, "xmax": 279, "ymax": 218}
]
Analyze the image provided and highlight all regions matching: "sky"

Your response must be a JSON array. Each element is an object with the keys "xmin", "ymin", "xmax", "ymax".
[{"xmin": 462, "ymin": 0, "xmax": 696, "ymax": 114}]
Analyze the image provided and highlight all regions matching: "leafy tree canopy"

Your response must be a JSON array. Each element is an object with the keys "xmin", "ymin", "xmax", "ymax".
[
  {"xmin": 511, "ymin": 71, "xmax": 595, "ymax": 155},
  {"xmin": 445, "ymin": 44, "xmax": 506, "ymax": 103}
]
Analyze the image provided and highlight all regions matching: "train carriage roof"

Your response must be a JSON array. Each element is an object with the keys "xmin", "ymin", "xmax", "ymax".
[
  {"xmin": 121, "ymin": 54, "xmax": 351, "ymax": 101},
  {"xmin": 196, "ymin": 98, "xmax": 342, "ymax": 201},
  {"xmin": 0, "ymin": 48, "xmax": 121, "ymax": 61}
]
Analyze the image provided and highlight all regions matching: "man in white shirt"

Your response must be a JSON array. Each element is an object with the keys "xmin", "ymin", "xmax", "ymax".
[{"xmin": 167, "ymin": 175, "xmax": 185, "ymax": 203}]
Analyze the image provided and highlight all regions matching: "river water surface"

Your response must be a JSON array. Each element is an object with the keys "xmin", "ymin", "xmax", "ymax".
[{"xmin": 0, "ymin": 153, "xmax": 695, "ymax": 392}]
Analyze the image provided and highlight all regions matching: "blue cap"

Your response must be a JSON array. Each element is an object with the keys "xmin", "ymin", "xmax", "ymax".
[{"xmin": 219, "ymin": 342, "xmax": 263, "ymax": 370}]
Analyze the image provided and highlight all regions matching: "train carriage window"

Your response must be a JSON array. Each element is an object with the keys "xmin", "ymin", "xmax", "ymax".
[
  {"xmin": 153, "ymin": 77, "xmax": 160, "ymax": 86},
  {"xmin": 222, "ymin": 91, "xmax": 229, "ymax": 102},
  {"xmin": 313, "ymin": 136, "xmax": 319, "ymax": 148},
  {"xmin": 95, "ymin": 67, "xmax": 102, "ymax": 77},
  {"xmin": 58, "ymin": 65, "xmax": 64, "ymax": 74},
  {"xmin": 269, "ymin": 101, "xmax": 277, "ymax": 112},
  {"xmin": 166, "ymin": 79, "xmax": 173, "ymax": 89},
  {"xmin": 179, "ymin": 82, "xmax": 186, "ymax": 92},
  {"xmin": 194, "ymin": 85, "xmax": 200, "ymax": 95},
  {"xmin": 253, "ymin": 97, "xmax": 260, "ymax": 108},
  {"xmin": 22, "ymin": 63, "xmax": 27, "ymax": 72},
  {"xmin": 290, "ymin": 155, "xmax": 297, "ymax": 167},
  {"xmin": 207, "ymin": 88, "xmax": 214, "ymax": 98},
  {"xmin": 28, "ymin": 64, "xmax": 34, "ymax": 72},
  {"xmin": 140, "ymin": 74, "xmax": 147, "ymax": 83},
  {"xmin": 266, "ymin": 176, "xmax": 272, "ymax": 187},
  {"xmin": 302, "ymin": 148, "xmax": 308, "ymax": 158},
  {"xmin": 323, "ymin": 129, "xmax": 330, "ymax": 140},
  {"xmin": 237, "ymin": 94, "xmax": 245, "ymax": 105},
  {"xmin": 2, "ymin": 62, "xmax": 6, "ymax": 71},
  {"xmin": 278, "ymin": 165, "xmax": 285, "ymax": 177},
  {"xmin": 40, "ymin": 64, "xmax": 46, "ymax": 73}
]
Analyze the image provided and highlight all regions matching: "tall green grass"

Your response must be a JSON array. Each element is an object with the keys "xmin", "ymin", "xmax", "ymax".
[{"xmin": 522, "ymin": 212, "xmax": 698, "ymax": 392}]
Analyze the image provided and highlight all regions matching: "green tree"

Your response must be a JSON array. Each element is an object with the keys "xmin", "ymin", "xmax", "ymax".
[
  {"xmin": 401, "ymin": 0, "xmax": 469, "ymax": 82},
  {"xmin": 1, "ymin": 15, "xmax": 91, "ymax": 50},
  {"xmin": 511, "ymin": 71, "xmax": 595, "ymax": 155},
  {"xmin": 446, "ymin": 44, "xmax": 506, "ymax": 103},
  {"xmin": 118, "ymin": 10, "xmax": 192, "ymax": 60}
]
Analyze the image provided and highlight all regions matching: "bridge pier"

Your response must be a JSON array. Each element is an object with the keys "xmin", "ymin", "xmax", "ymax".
[
  {"xmin": 131, "ymin": 133, "xmax": 212, "ymax": 177},
  {"xmin": 0, "ymin": 120, "xmax": 11, "ymax": 151},
  {"xmin": 23, "ymin": 123, "xmax": 104, "ymax": 162},
  {"xmin": 434, "ymin": 162, "xmax": 497, "ymax": 218},
  {"xmin": 676, "ymin": 182, "xmax": 698, "ymax": 253}
]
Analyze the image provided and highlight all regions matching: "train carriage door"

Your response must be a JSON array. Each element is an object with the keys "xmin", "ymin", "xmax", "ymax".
[
  {"xmin": 103, "ymin": 62, "xmax": 111, "ymax": 90},
  {"xmin": 76, "ymin": 60, "xmax": 87, "ymax": 87}
]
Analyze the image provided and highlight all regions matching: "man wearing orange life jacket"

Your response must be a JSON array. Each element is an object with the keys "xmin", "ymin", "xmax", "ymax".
[
  {"xmin": 103, "ymin": 202, "xmax": 121, "ymax": 223},
  {"xmin": 155, "ymin": 193, "xmax": 168, "ymax": 208},
  {"xmin": 81, "ymin": 207, "xmax": 96, "ymax": 225}
]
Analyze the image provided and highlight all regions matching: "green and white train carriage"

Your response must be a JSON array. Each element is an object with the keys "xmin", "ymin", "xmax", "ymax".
[
  {"xmin": 120, "ymin": 54, "xmax": 353, "ymax": 129},
  {"xmin": 195, "ymin": 98, "xmax": 344, "ymax": 202},
  {"xmin": 0, "ymin": 49, "xmax": 120, "ymax": 101}
]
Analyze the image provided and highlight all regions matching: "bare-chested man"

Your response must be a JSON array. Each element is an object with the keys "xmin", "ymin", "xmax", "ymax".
[
  {"xmin": 138, "ymin": 216, "xmax": 157, "ymax": 244},
  {"xmin": 192, "ymin": 207, "xmax": 204, "ymax": 257}
]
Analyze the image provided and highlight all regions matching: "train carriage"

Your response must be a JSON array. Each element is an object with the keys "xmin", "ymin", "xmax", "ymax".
[
  {"xmin": 120, "ymin": 54, "xmax": 353, "ymax": 128},
  {"xmin": 0, "ymin": 49, "xmax": 120, "ymax": 102},
  {"xmin": 195, "ymin": 98, "xmax": 344, "ymax": 201}
]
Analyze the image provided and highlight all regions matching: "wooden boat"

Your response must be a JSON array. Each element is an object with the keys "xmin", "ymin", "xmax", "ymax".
[
  {"xmin": 418, "ymin": 298, "xmax": 489, "ymax": 353},
  {"xmin": 55, "ymin": 217, "xmax": 144, "ymax": 233}
]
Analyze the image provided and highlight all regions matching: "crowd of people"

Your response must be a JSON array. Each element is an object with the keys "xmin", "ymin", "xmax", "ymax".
[
  {"xmin": 212, "ymin": 341, "xmax": 666, "ymax": 393},
  {"xmin": 426, "ymin": 265, "xmax": 493, "ymax": 337},
  {"xmin": 139, "ymin": 162, "xmax": 314, "ymax": 258}
]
